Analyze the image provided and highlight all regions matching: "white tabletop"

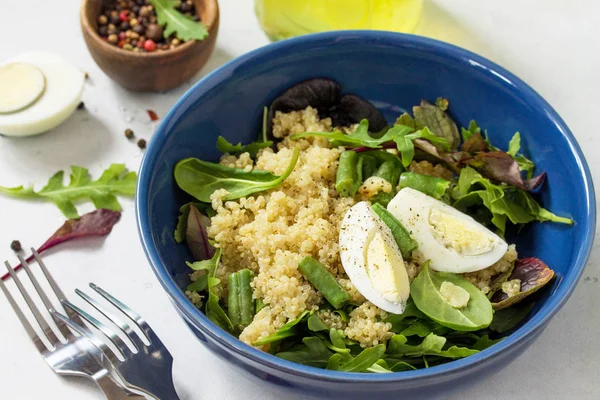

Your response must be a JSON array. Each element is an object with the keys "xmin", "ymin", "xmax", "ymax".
[{"xmin": 0, "ymin": 0, "xmax": 598, "ymax": 399}]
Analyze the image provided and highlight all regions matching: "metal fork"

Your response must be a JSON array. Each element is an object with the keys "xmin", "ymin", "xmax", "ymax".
[
  {"xmin": 62, "ymin": 282, "xmax": 180, "ymax": 400},
  {"xmin": 0, "ymin": 251, "xmax": 144, "ymax": 399}
]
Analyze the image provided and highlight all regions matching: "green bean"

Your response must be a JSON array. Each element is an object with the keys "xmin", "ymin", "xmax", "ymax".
[
  {"xmin": 371, "ymin": 203, "xmax": 418, "ymax": 259},
  {"xmin": 359, "ymin": 154, "xmax": 378, "ymax": 180},
  {"xmin": 371, "ymin": 160, "xmax": 403, "ymax": 206},
  {"xmin": 227, "ymin": 269, "xmax": 255, "ymax": 331},
  {"xmin": 398, "ymin": 172, "xmax": 451, "ymax": 200},
  {"xmin": 336, "ymin": 151, "xmax": 361, "ymax": 197},
  {"xmin": 298, "ymin": 256, "xmax": 351, "ymax": 309}
]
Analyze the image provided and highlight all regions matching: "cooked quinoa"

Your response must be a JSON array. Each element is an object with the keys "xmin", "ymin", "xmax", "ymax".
[{"xmin": 189, "ymin": 106, "xmax": 518, "ymax": 348}]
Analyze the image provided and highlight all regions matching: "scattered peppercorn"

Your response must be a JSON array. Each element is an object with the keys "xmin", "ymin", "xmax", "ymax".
[
  {"xmin": 77, "ymin": 101, "xmax": 85, "ymax": 110},
  {"xmin": 137, "ymin": 138, "xmax": 147, "ymax": 149},
  {"xmin": 10, "ymin": 240, "xmax": 22, "ymax": 252},
  {"xmin": 125, "ymin": 128, "xmax": 135, "ymax": 139},
  {"xmin": 144, "ymin": 39, "xmax": 157, "ymax": 52},
  {"xmin": 96, "ymin": 0, "xmax": 200, "ymax": 52}
]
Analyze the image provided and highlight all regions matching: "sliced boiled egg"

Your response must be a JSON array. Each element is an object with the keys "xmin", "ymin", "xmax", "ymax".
[
  {"xmin": 387, "ymin": 188, "xmax": 508, "ymax": 274},
  {"xmin": 339, "ymin": 201, "xmax": 410, "ymax": 314},
  {"xmin": 0, "ymin": 52, "xmax": 85, "ymax": 137}
]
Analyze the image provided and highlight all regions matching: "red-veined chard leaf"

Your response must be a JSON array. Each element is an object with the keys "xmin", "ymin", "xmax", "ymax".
[
  {"xmin": 491, "ymin": 257, "xmax": 555, "ymax": 310},
  {"xmin": 464, "ymin": 151, "xmax": 546, "ymax": 191},
  {"xmin": 1, "ymin": 209, "xmax": 121, "ymax": 281},
  {"xmin": 186, "ymin": 204, "xmax": 214, "ymax": 261}
]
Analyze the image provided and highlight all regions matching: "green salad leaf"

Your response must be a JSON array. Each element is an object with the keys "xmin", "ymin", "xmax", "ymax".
[
  {"xmin": 216, "ymin": 136, "xmax": 273, "ymax": 157},
  {"xmin": 387, "ymin": 333, "xmax": 479, "ymax": 359},
  {"xmin": 411, "ymin": 263, "xmax": 494, "ymax": 331},
  {"xmin": 253, "ymin": 310, "xmax": 311, "ymax": 346},
  {"xmin": 336, "ymin": 345, "xmax": 385, "ymax": 372},
  {"xmin": 151, "ymin": 0, "xmax": 208, "ymax": 41},
  {"xmin": 307, "ymin": 314, "xmax": 329, "ymax": 332},
  {"xmin": 276, "ymin": 337, "xmax": 332, "ymax": 368},
  {"xmin": 174, "ymin": 147, "xmax": 300, "ymax": 202},
  {"xmin": 0, "ymin": 164, "xmax": 136, "ymax": 219},
  {"xmin": 413, "ymin": 99, "xmax": 460, "ymax": 150},
  {"xmin": 453, "ymin": 166, "xmax": 572, "ymax": 233},
  {"xmin": 199, "ymin": 249, "xmax": 233, "ymax": 332},
  {"xmin": 490, "ymin": 302, "xmax": 535, "ymax": 333}
]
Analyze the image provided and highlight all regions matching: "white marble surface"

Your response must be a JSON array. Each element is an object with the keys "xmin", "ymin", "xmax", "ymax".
[{"xmin": 0, "ymin": 0, "xmax": 598, "ymax": 399}]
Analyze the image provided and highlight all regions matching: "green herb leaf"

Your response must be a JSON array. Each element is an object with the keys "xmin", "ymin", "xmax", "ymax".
[
  {"xmin": 186, "ymin": 248, "xmax": 222, "ymax": 292},
  {"xmin": 387, "ymin": 333, "xmax": 479, "ymax": 359},
  {"xmin": 253, "ymin": 310, "xmax": 311, "ymax": 346},
  {"xmin": 461, "ymin": 120, "xmax": 481, "ymax": 142},
  {"xmin": 413, "ymin": 100, "xmax": 460, "ymax": 150},
  {"xmin": 174, "ymin": 147, "xmax": 300, "ymax": 202},
  {"xmin": 384, "ymin": 298, "xmax": 426, "ymax": 332},
  {"xmin": 411, "ymin": 263, "xmax": 494, "ymax": 331},
  {"xmin": 338, "ymin": 345, "xmax": 385, "ymax": 372},
  {"xmin": 216, "ymin": 136, "xmax": 273, "ymax": 157},
  {"xmin": 454, "ymin": 167, "xmax": 572, "ymax": 233},
  {"xmin": 276, "ymin": 336, "xmax": 332, "ymax": 368},
  {"xmin": 471, "ymin": 334, "xmax": 504, "ymax": 350},
  {"xmin": 0, "ymin": 164, "xmax": 136, "ymax": 219},
  {"xmin": 151, "ymin": 0, "xmax": 208, "ymax": 41},
  {"xmin": 206, "ymin": 277, "xmax": 234, "ymax": 332},
  {"xmin": 307, "ymin": 314, "xmax": 329, "ymax": 332},
  {"xmin": 507, "ymin": 132, "xmax": 521, "ymax": 156}
]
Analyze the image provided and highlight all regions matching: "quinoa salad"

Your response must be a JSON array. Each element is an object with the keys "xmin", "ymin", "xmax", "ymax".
[{"xmin": 172, "ymin": 79, "xmax": 572, "ymax": 373}]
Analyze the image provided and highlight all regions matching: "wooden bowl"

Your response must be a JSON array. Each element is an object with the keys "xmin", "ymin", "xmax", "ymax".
[{"xmin": 80, "ymin": 0, "xmax": 219, "ymax": 92}]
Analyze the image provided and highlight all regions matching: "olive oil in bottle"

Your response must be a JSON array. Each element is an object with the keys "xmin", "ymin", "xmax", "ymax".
[{"xmin": 255, "ymin": 0, "xmax": 424, "ymax": 41}]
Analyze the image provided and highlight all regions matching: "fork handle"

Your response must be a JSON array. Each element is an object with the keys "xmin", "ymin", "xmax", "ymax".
[{"xmin": 95, "ymin": 370, "xmax": 146, "ymax": 399}]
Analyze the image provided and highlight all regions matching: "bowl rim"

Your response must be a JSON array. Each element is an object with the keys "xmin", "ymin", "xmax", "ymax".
[
  {"xmin": 136, "ymin": 30, "xmax": 596, "ymax": 383},
  {"xmin": 79, "ymin": 0, "xmax": 218, "ymax": 58}
]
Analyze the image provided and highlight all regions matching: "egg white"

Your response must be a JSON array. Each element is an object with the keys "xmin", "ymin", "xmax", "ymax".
[
  {"xmin": 0, "ymin": 52, "xmax": 84, "ymax": 137},
  {"xmin": 387, "ymin": 188, "xmax": 508, "ymax": 274},
  {"xmin": 339, "ymin": 201, "xmax": 410, "ymax": 314}
]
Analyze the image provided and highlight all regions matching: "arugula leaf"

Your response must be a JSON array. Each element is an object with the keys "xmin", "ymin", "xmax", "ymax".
[
  {"xmin": 471, "ymin": 334, "xmax": 504, "ymax": 350},
  {"xmin": 151, "ymin": 0, "xmax": 208, "ymax": 41},
  {"xmin": 186, "ymin": 247, "xmax": 221, "ymax": 292},
  {"xmin": 454, "ymin": 167, "xmax": 572, "ymax": 233},
  {"xmin": 384, "ymin": 298, "xmax": 426, "ymax": 332},
  {"xmin": 507, "ymin": 132, "xmax": 521, "ymax": 156},
  {"xmin": 292, "ymin": 120, "xmax": 413, "ymax": 149},
  {"xmin": 461, "ymin": 120, "xmax": 481, "ymax": 142},
  {"xmin": 253, "ymin": 310, "xmax": 311, "ymax": 346},
  {"xmin": 387, "ymin": 333, "xmax": 479, "ymax": 359},
  {"xmin": 174, "ymin": 147, "xmax": 300, "ymax": 202},
  {"xmin": 0, "ymin": 164, "xmax": 136, "ymax": 219},
  {"xmin": 276, "ymin": 337, "xmax": 332, "ymax": 368},
  {"xmin": 366, "ymin": 359, "xmax": 393, "ymax": 373},
  {"xmin": 338, "ymin": 345, "xmax": 385, "ymax": 372},
  {"xmin": 216, "ymin": 136, "xmax": 273, "ymax": 157}
]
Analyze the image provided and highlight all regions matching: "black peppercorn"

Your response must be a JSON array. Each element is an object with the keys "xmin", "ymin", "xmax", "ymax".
[
  {"xmin": 133, "ymin": 24, "xmax": 145, "ymax": 34},
  {"xmin": 137, "ymin": 139, "xmax": 147, "ymax": 149},
  {"xmin": 10, "ymin": 240, "xmax": 22, "ymax": 252},
  {"xmin": 145, "ymin": 23, "xmax": 163, "ymax": 42},
  {"xmin": 125, "ymin": 128, "xmax": 134, "ymax": 139},
  {"xmin": 77, "ymin": 101, "xmax": 85, "ymax": 110},
  {"xmin": 98, "ymin": 26, "xmax": 108, "ymax": 36},
  {"xmin": 120, "ymin": 21, "xmax": 131, "ymax": 31},
  {"xmin": 110, "ymin": 13, "xmax": 121, "ymax": 25},
  {"xmin": 179, "ymin": 2, "xmax": 191, "ymax": 12}
]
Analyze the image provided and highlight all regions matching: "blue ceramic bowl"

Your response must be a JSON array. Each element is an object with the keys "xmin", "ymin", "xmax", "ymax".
[{"xmin": 136, "ymin": 31, "xmax": 595, "ymax": 399}]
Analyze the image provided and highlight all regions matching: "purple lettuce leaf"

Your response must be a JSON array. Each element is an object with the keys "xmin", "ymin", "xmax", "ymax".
[
  {"xmin": 2, "ymin": 209, "xmax": 121, "ymax": 281},
  {"xmin": 186, "ymin": 204, "xmax": 215, "ymax": 261},
  {"xmin": 465, "ymin": 151, "xmax": 546, "ymax": 191}
]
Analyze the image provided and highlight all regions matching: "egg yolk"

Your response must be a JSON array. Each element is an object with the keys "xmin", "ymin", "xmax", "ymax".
[
  {"xmin": 365, "ymin": 231, "xmax": 408, "ymax": 304},
  {"xmin": 428, "ymin": 208, "xmax": 495, "ymax": 256}
]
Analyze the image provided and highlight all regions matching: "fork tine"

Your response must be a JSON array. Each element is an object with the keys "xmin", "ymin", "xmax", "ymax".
[
  {"xmin": 4, "ymin": 261, "xmax": 61, "ymax": 346},
  {"xmin": 17, "ymin": 254, "xmax": 70, "ymax": 341},
  {"xmin": 89, "ymin": 283, "xmax": 151, "ymax": 344},
  {"xmin": 62, "ymin": 299, "xmax": 127, "ymax": 359},
  {"xmin": 31, "ymin": 248, "xmax": 84, "ymax": 326},
  {"xmin": 50, "ymin": 309, "xmax": 118, "ymax": 357},
  {"xmin": 76, "ymin": 289, "xmax": 142, "ymax": 351},
  {"xmin": 0, "ymin": 273, "xmax": 48, "ymax": 352}
]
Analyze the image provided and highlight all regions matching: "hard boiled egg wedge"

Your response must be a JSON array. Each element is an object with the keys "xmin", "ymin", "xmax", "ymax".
[
  {"xmin": 0, "ymin": 52, "xmax": 85, "ymax": 137},
  {"xmin": 339, "ymin": 201, "xmax": 410, "ymax": 314},
  {"xmin": 387, "ymin": 188, "xmax": 508, "ymax": 274}
]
